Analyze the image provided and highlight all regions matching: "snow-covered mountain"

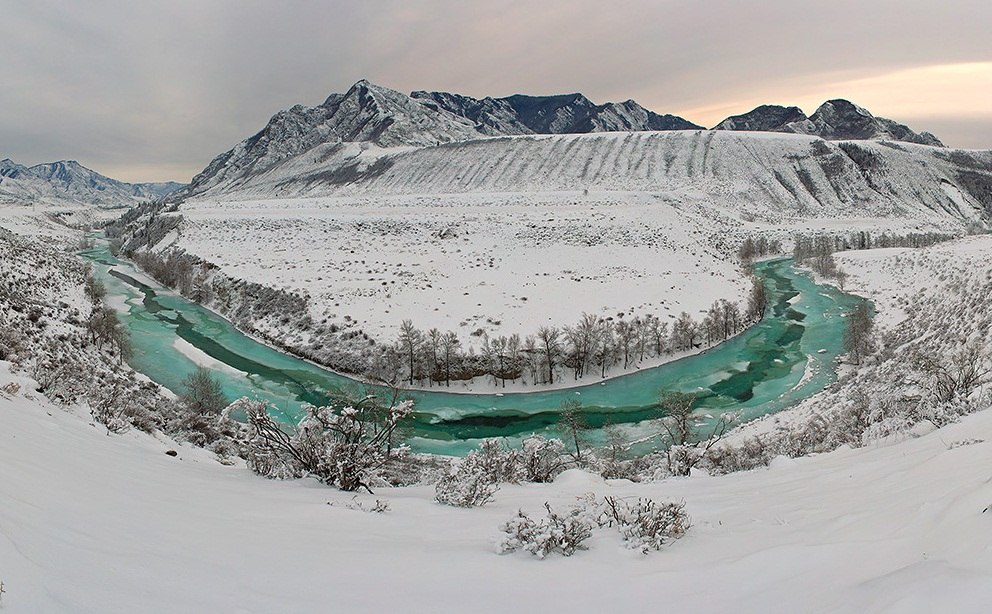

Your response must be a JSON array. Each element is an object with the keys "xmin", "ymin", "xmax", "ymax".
[
  {"xmin": 713, "ymin": 99, "xmax": 944, "ymax": 147},
  {"xmin": 177, "ymin": 81, "xmax": 960, "ymax": 201},
  {"xmin": 180, "ymin": 81, "xmax": 702, "ymax": 197},
  {"xmin": 0, "ymin": 158, "xmax": 184, "ymax": 207},
  {"xmin": 412, "ymin": 90, "xmax": 702, "ymax": 135}
]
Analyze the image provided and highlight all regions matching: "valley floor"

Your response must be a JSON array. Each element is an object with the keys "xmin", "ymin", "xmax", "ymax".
[{"xmin": 160, "ymin": 191, "xmax": 963, "ymax": 391}]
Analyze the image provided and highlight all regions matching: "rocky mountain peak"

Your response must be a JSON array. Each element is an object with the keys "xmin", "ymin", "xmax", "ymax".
[
  {"xmin": 714, "ymin": 99, "xmax": 943, "ymax": 147},
  {"xmin": 713, "ymin": 105, "xmax": 809, "ymax": 132}
]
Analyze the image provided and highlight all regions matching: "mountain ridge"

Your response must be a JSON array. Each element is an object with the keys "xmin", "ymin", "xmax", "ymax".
[
  {"xmin": 0, "ymin": 158, "xmax": 184, "ymax": 207},
  {"xmin": 177, "ymin": 80, "xmax": 951, "ymax": 200},
  {"xmin": 713, "ymin": 100, "xmax": 943, "ymax": 146}
]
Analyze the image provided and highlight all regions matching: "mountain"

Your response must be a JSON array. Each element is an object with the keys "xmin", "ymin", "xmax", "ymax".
[
  {"xmin": 802, "ymin": 99, "xmax": 943, "ymax": 146},
  {"xmin": 175, "ymin": 81, "xmax": 957, "ymax": 202},
  {"xmin": 713, "ymin": 100, "xmax": 943, "ymax": 146},
  {"xmin": 183, "ymin": 80, "xmax": 483, "ymax": 195},
  {"xmin": 412, "ymin": 91, "xmax": 702, "ymax": 135},
  {"xmin": 713, "ymin": 105, "xmax": 810, "ymax": 132},
  {"xmin": 180, "ymin": 80, "xmax": 702, "ymax": 197},
  {"xmin": 0, "ymin": 158, "xmax": 185, "ymax": 206}
]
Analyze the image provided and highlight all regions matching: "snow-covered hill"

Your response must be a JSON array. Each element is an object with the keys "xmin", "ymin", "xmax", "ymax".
[
  {"xmin": 0, "ymin": 158, "xmax": 183, "ymax": 207},
  {"xmin": 186, "ymin": 130, "xmax": 991, "ymax": 222}
]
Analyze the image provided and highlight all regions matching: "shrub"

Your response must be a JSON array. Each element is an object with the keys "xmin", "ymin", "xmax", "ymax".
[
  {"xmin": 497, "ymin": 494, "xmax": 690, "ymax": 558},
  {"xmin": 435, "ymin": 439, "xmax": 520, "ymax": 507},
  {"xmin": 497, "ymin": 502, "xmax": 595, "ymax": 558},
  {"xmin": 228, "ymin": 390, "xmax": 413, "ymax": 492},
  {"xmin": 519, "ymin": 435, "xmax": 567, "ymax": 483},
  {"xmin": 600, "ymin": 496, "xmax": 690, "ymax": 554}
]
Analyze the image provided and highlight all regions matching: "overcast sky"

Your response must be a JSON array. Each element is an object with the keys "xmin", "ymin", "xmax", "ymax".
[{"xmin": 2, "ymin": 0, "xmax": 990, "ymax": 182}]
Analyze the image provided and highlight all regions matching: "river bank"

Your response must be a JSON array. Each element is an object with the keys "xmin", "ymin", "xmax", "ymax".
[{"xmin": 82, "ymin": 243, "xmax": 863, "ymax": 455}]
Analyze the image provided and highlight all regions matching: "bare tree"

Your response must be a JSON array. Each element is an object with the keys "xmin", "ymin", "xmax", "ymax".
[
  {"xmin": 649, "ymin": 316, "xmax": 669, "ymax": 356},
  {"xmin": 398, "ymin": 319, "xmax": 423, "ymax": 385},
  {"xmin": 181, "ymin": 366, "xmax": 228, "ymax": 416},
  {"xmin": 595, "ymin": 323, "xmax": 615, "ymax": 378},
  {"xmin": 440, "ymin": 331, "xmax": 460, "ymax": 387},
  {"xmin": 615, "ymin": 319, "xmax": 637, "ymax": 369},
  {"xmin": 670, "ymin": 312, "xmax": 698, "ymax": 352},
  {"xmin": 843, "ymin": 303, "xmax": 875, "ymax": 365},
  {"xmin": 557, "ymin": 399, "xmax": 590, "ymax": 464},
  {"xmin": 746, "ymin": 277, "xmax": 767, "ymax": 322},
  {"xmin": 720, "ymin": 300, "xmax": 741, "ymax": 339},
  {"xmin": 426, "ymin": 328, "xmax": 442, "ymax": 387},
  {"xmin": 633, "ymin": 317, "xmax": 650, "ymax": 362},
  {"xmin": 565, "ymin": 313, "xmax": 599, "ymax": 380},
  {"xmin": 657, "ymin": 391, "xmax": 735, "ymax": 476},
  {"xmin": 537, "ymin": 325, "xmax": 562, "ymax": 384}
]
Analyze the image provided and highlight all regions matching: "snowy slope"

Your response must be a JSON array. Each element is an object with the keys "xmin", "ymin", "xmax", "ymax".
[
  {"xmin": 189, "ymin": 130, "xmax": 991, "ymax": 222},
  {"xmin": 2, "ymin": 362, "xmax": 991, "ymax": 613}
]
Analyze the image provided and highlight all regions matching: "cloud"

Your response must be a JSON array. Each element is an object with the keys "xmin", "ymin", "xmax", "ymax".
[{"xmin": 1, "ymin": 0, "xmax": 990, "ymax": 182}]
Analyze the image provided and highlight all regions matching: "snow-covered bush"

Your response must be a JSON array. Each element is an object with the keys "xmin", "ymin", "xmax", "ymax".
[
  {"xmin": 435, "ymin": 439, "xmax": 520, "ymax": 507},
  {"xmin": 519, "ymin": 435, "xmax": 567, "ymax": 483},
  {"xmin": 435, "ymin": 469, "xmax": 500, "ymax": 508},
  {"xmin": 599, "ymin": 496, "xmax": 690, "ymax": 554},
  {"xmin": 228, "ymin": 391, "xmax": 414, "ymax": 492},
  {"xmin": 497, "ymin": 502, "xmax": 595, "ymax": 558},
  {"xmin": 498, "ymin": 494, "xmax": 690, "ymax": 558}
]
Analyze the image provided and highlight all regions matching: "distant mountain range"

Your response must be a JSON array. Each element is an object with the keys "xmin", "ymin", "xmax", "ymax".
[
  {"xmin": 179, "ymin": 80, "xmax": 950, "ymax": 199},
  {"xmin": 0, "ymin": 158, "xmax": 184, "ymax": 207}
]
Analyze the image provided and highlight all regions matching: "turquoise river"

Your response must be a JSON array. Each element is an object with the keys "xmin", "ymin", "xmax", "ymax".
[{"xmin": 81, "ymin": 245, "xmax": 862, "ymax": 455}]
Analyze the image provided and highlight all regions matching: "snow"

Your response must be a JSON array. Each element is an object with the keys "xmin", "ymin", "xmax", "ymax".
[
  {"xmin": 167, "ymin": 192, "xmax": 752, "ymax": 361},
  {"xmin": 172, "ymin": 338, "xmax": 247, "ymax": 377},
  {"xmin": 730, "ymin": 234, "xmax": 992, "ymax": 441},
  {"xmin": 2, "ymin": 361, "xmax": 992, "ymax": 613},
  {"xmin": 121, "ymin": 128, "xmax": 986, "ymax": 393}
]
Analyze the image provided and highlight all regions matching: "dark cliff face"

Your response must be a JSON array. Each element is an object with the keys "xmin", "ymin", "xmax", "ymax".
[
  {"xmin": 412, "ymin": 90, "xmax": 702, "ymax": 135},
  {"xmin": 714, "ymin": 99, "xmax": 944, "ymax": 147},
  {"xmin": 713, "ymin": 105, "xmax": 810, "ymax": 132}
]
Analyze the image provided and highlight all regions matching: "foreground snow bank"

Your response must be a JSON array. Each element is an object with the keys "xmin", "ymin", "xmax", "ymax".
[{"xmin": 3, "ymin": 362, "xmax": 992, "ymax": 613}]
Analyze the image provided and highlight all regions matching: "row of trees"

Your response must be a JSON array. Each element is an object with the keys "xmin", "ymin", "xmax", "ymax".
[
  {"xmin": 737, "ymin": 235, "xmax": 783, "ymax": 264},
  {"xmin": 130, "ymin": 249, "xmax": 214, "ymax": 303},
  {"xmin": 794, "ymin": 230, "xmax": 956, "ymax": 262},
  {"xmin": 83, "ymin": 269, "xmax": 131, "ymax": 365},
  {"xmin": 793, "ymin": 230, "xmax": 957, "ymax": 285},
  {"xmin": 387, "ymin": 277, "xmax": 768, "ymax": 388}
]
